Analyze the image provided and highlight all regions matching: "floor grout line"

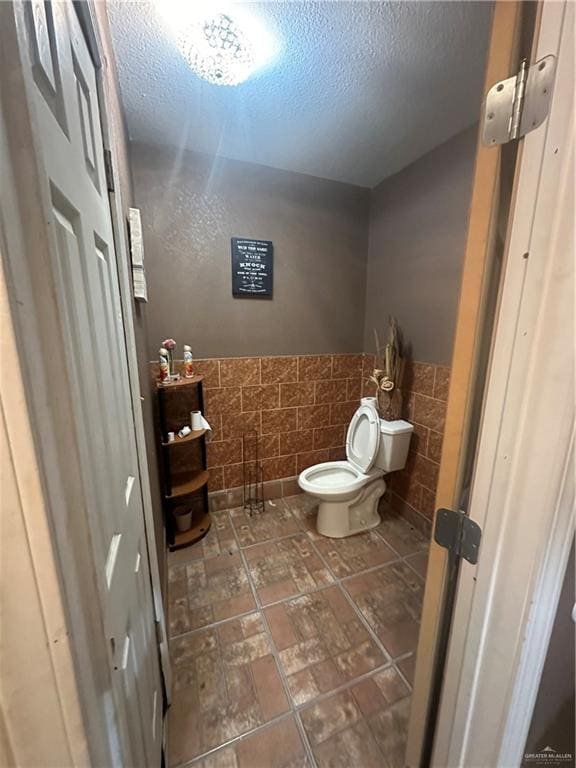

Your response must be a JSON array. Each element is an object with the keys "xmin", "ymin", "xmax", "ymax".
[
  {"xmin": 173, "ymin": 655, "xmax": 416, "ymax": 768},
  {"xmin": 394, "ymin": 658, "xmax": 415, "ymax": 693},
  {"xmin": 170, "ymin": 548, "xmax": 417, "ymax": 638},
  {"xmin": 226, "ymin": 508, "xmax": 319, "ymax": 768},
  {"xmin": 166, "ymin": 501, "xmax": 428, "ymax": 766},
  {"xmin": 297, "ymin": 526, "xmax": 398, "ymax": 665},
  {"xmin": 169, "ymin": 606, "xmax": 259, "ymax": 642},
  {"xmin": 175, "ymin": 711, "xmax": 296, "ymax": 768},
  {"xmin": 402, "ymin": 556, "xmax": 427, "ymax": 583},
  {"xmin": 169, "ymin": 509, "xmax": 427, "ymax": 650},
  {"xmin": 294, "ymin": 660, "xmax": 393, "ymax": 712}
]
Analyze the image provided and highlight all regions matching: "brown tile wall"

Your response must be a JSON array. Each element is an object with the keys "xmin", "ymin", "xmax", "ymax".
[
  {"xmin": 151, "ymin": 355, "xmax": 448, "ymax": 521},
  {"xmin": 364, "ymin": 357, "xmax": 450, "ymax": 524},
  {"xmin": 192, "ymin": 354, "xmax": 364, "ymax": 508}
]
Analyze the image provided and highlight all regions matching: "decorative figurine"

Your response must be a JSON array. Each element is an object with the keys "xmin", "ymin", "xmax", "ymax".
[
  {"xmin": 183, "ymin": 344, "xmax": 194, "ymax": 378},
  {"xmin": 159, "ymin": 347, "xmax": 169, "ymax": 382},
  {"xmin": 162, "ymin": 338, "xmax": 177, "ymax": 377}
]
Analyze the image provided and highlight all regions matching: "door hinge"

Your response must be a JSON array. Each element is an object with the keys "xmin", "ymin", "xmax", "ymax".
[
  {"xmin": 155, "ymin": 620, "xmax": 164, "ymax": 647},
  {"xmin": 104, "ymin": 148, "xmax": 115, "ymax": 192},
  {"xmin": 434, "ymin": 508, "xmax": 482, "ymax": 565},
  {"xmin": 482, "ymin": 55, "xmax": 556, "ymax": 146}
]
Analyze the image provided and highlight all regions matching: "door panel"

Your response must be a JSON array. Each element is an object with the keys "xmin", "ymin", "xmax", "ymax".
[{"xmin": 19, "ymin": 2, "xmax": 162, "ymax": 764}]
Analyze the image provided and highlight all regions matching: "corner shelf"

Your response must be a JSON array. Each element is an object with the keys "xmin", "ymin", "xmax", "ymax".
[
  {"xmin": 171, "ymin": 512, "xmax": 211, "ymax": 550},
  {"xmin": 161, "ymin": 429, "xmax": 206, "ymax": 447},
  {"xmin": 156, "ymin": 374, "xmax": 211, "ymax": 550},
  {"xmin": 156, "ymin": 374, "xmax": 204, "ymax": 390},
  {"xmin": 166, "ymin": 470, "xmax": 210, "ymax": 500}
]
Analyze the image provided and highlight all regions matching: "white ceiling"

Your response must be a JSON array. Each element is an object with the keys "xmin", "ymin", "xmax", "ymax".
[{"xmin": 109, "ymin": 1, "xmax": 492, "ymax": 188}]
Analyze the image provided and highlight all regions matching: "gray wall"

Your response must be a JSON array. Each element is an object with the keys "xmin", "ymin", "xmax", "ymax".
[
  {"xmin": 363, "ymin": 126, "xmax": 478, "ymax": 365},
  {"xmin": 131, "ymin": 142, "xmax": 370, "ymax": 360}
]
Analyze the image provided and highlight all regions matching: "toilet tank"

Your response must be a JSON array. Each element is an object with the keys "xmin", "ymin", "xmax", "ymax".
[{"xmin": 375, "ymin": 419, "xmax": 414, "ymax": 472}]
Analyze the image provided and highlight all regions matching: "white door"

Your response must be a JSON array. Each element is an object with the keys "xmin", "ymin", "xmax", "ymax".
[{"xmin": 17, "ymin": 2, "xmax": 162, "ymax": 765}]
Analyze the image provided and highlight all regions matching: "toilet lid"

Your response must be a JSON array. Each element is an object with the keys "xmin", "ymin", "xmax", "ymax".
[{"xmin": 346, "ymin": 405, "xmax": 380, "ymax": 473}]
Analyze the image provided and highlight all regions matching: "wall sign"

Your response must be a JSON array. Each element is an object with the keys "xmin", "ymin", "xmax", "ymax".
[{"xmin": 231, "ymin": 237, "xmax": 273, "ymax": 298}]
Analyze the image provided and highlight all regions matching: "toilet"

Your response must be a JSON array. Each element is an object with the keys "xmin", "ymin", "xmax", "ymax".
[{"xmin": 298, "ymin": 400, "xmax": 413, "ymax": 538}]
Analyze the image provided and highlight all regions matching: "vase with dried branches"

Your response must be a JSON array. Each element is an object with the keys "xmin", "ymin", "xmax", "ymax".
[{"xmin": 369, "ymin": 317, "xmax": 405, "ymax": 420}]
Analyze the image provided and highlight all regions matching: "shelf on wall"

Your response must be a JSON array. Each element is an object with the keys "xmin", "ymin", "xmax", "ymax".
[
  {"xmin": 156, "ymin": 374, "xmax": 204, "ymax": 390},
  {"xmin": 166, "ymin": 470, "xmax": 210, "ymax": 500},
  {"xmin": 170, "ymin": 511, "xmax": 211, "ymax": 551},
  {"xmin": 162, "ymin": 429, "xmax": 206, "ymax": 447}
]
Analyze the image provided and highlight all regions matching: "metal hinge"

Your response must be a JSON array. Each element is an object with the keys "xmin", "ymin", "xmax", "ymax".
[
  {"xmin": 434, "ymin": 508, "xmax": 482, "ymax": 565},
  {"xmin": 482, "ymin": 55, "xmax": 556, "ymax": 146},
  {"xmin": 155, "ymin": 620, "xmax": 164, "ymax": 647},
  {"xmin": 104, "ymin": 148, "xmax": 115, "ymax": 192}
]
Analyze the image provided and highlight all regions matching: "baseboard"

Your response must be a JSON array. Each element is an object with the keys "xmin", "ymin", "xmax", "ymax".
[{"xmin": 208, "ymin": 475, "xmax": 302, "ymax": 512}]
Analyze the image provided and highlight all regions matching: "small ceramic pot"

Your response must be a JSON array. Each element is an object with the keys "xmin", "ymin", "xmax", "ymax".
[{"xmin": 174, "ymin": 506, "xmax": 192, "ymax": 532}]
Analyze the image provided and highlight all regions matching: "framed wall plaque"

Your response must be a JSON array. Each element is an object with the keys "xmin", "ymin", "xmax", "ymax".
[{"xmin": 231, "ymin": 238, "xmax": 273, "ymax": 298}]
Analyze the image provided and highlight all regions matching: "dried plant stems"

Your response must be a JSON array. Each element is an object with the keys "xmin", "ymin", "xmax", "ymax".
[{"xmin": 369, "ymin": 316, "xmax": 405, "ymax": 420}]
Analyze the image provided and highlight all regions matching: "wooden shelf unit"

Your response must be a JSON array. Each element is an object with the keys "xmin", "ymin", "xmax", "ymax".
[{"xmin": 156, "ymin": 375, "xmax": 211, "ymax": 550}]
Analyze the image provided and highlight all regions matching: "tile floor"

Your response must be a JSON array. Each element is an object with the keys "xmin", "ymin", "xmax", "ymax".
[{"xmin": 167, "ymin": 495, "xmax": 430, "ymax": 768}]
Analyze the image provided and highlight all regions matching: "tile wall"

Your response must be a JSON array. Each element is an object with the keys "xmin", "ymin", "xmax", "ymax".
[
  {"xmin": 383, "ymin": 359, "xmax": 450, "ymax": 526},
  {"xmin": 151, "ymin": 355, "xmax": 449, "ymax": 526},
  {"xmin": 194, "ymin": 354, "xmax": 364, "ymax": 508}
]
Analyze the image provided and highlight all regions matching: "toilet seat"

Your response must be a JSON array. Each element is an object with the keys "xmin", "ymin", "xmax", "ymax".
[
  {"xmin": 299, "ymin": 406, "xmax": 383, "ymax": 500},
  {"xmin": 299, "ymin": 460, "xmax": 381, "ymax": 499},
  {"xmin": 345, "ymin": 404, "xmax": 381, "ymax": 473}
]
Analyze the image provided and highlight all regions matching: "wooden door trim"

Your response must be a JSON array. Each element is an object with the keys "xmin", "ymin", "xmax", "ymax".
[
  {"xmin": 434, "ymin": 1, "xmax": 573, "ymax": 762},
  {"xmin": 406, "ymin": 2, "xmax": 525, "ymax": 765}
]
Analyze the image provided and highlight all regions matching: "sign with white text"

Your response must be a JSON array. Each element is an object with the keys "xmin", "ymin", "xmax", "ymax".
[{"xmin": 231, "ymin": 238, "xmax": 273, "ymax": 298}]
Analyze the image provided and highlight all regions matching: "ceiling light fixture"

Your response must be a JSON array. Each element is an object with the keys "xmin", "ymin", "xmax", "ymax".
[
  {"xmin": 180, "ymin": 12, "xmax": 253, "ymax": 86},
  {"xmin": 157, "ymin": 2, "xmax": 277, "ymax": 87}
]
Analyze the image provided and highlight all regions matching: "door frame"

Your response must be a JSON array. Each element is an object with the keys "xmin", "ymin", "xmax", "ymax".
[
  {"xmin": 0, "ymin": 0, "xmax": 169, "ymax": 762},
  {"xmin": 406, "ymin": 2, "xmax": 526, "ymax": 763},
  {"xmin": 432, "ymin": 1, "xmax": 574, "ymax": 763}
]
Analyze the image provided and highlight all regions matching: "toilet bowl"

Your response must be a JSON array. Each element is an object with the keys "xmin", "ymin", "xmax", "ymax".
[{"xmin": 298, "ymin": 403, "xmax": 413, "ymax": 538}]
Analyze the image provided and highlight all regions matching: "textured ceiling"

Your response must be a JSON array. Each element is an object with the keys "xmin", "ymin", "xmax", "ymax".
[{"xmin": 109, "ymin": 1, "xmax": 492, "ymax": 188}]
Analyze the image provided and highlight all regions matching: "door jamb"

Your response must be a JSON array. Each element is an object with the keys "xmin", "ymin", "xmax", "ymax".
[
  {"xmin": 405, "ymin": 3, "xmax": 525, "ymax": 763},
  {"xmin": 432, "ymin": 1, "xmax": 574, "ymax": 763}
]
